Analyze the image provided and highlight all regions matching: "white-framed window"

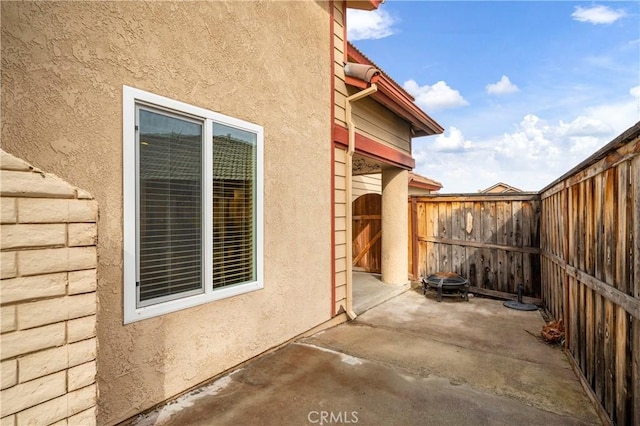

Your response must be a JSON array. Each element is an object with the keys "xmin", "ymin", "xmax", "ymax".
[{"xmin": 123, "ymin": 86, "xmax": 264, "ymax": 323}]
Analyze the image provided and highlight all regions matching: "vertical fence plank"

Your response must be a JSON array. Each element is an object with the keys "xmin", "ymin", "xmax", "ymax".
[
  {"xmin": 595, "ymin": 292, "xmax": 604, "ymax": 402},
  {"xmin": 632, "ymin": 154, "xmax": 640, "ymax": 424},
  {"xmin": 585, "ymin": 286, "xmax": 595, "ymax": 387},
  {"xmin": 604, "ymin": 299, "xmax": 615, "ymax": 415},
  {"xmin": 614, "ymin": 306, "xmax": 628, "ymax": 425}
]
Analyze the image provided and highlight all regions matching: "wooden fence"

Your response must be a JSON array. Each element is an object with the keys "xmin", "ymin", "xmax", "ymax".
[
  {"xmin": 409, "ymin": 193, "xmax": 541, "ymax": 299},
  {"xmin": 540, "ymin": 123, "xmax": 640, "ymax": 425}
]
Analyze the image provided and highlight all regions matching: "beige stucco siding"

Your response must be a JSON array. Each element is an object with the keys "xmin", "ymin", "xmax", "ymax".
[
  {"xmin": 334, "ymin": 147, "xmax": 347, "ymax": 314},
  {"xmin": 2, "ymin": 1, "xmax": 331, "ymax": 424}
]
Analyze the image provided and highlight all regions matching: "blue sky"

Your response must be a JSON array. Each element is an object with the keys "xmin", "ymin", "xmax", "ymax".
[{"xmin": 348, "ymin": 1, "xmax": 640, "ymax": 192}]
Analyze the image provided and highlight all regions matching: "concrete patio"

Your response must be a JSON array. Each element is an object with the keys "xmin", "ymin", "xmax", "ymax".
[{"xmin": 132, "ymin": 289, "xmax": 600, "ymax": 426}]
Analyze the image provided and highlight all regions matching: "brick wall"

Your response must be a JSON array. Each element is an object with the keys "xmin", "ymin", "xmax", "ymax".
[{"xmin": 1, "ymin": 150, "xmax": 98, "ymax": 425}]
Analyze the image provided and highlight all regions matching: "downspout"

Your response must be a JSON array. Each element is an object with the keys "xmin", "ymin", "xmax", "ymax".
[{"xmin": 344, "ymin": 83, "xmax": 378, "ymax": 320}]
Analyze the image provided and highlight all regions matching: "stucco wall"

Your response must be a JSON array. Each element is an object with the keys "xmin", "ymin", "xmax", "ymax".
[
  {"xmin": 0, "ymin": 150, "xmax": 98, "ymax": 425},
  {"xmin": 2, "ymin": 1, "xmax": 332, "ymax": 424}
]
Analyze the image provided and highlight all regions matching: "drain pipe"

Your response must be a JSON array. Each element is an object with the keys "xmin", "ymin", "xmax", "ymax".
[{"xmin": 344, "ymin": 82, "xmax": 378, "ymax": 320}]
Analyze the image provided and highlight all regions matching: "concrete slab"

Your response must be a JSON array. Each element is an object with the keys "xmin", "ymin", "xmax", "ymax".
[
  {"xmin": 132, "ymin": 289, "xmax": 601, "ymax": 426},
  {"xmin": 352, "ymin": 271, "xmax": 409, "ymax": 315}
]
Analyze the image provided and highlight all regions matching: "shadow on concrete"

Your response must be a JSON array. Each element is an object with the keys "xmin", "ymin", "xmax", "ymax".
[{"xmin": 352, "ymin": 270, "xmax": 409, "ymax": 315}]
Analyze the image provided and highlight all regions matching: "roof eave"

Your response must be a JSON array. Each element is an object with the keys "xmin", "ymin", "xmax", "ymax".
[
  {"xmin": 409, "ymin": 180, "xmax": 442, "ymax": 191},
  {"xmin": 346, "ymin": 43, "xmax": 444, "ymax": 136},
  {"xmin": 375, "ymin": 76, "xmax": 444, "ymax": 136},
  {"xmin": 346, "ymin": 0, "xmax": 383, "ymax": 11}
]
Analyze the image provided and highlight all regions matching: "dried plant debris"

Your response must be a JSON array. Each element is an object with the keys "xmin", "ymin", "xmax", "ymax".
[{"xmin": 541, "ymin": 319, "xmax": 564, "ymax": 344}]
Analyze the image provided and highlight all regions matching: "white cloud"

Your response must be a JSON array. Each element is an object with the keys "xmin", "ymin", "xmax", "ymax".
[
  {"xmin": 571, "ymin": 5, "xmax": 626, "ymax": 25},
  {"xmin": 413, "ymin": 86, "xmax": 639, "ymax": 193},
  {"xmin": 557, "ymin": 116, "xmax": 612, "ymax": 137},
  {"xmin": 403, "ymin": 79, "xmax": 469, "ymax": 111},
  {"xmin": 486, "ymin": 75, "xmax": 519, "ymax": 95},
  {"xmin": 432, "ymin": 127, "xmax": 474, "ymax": 152},
  {"xmin": 347, "ymin": 8, "xmax": 397, "ymax": 41}
]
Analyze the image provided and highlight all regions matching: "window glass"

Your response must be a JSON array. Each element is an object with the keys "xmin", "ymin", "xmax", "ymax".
[
  {"xmin": 212, "ymin": 123, "xmax": 257, "ymax": 288},
  {"xmin": 138, "ymin": 108, "xmax": 203, "ymax": 305},
  {"xmin": 124, "ymin": 86, "xmax": 264, "ymax": 323}
]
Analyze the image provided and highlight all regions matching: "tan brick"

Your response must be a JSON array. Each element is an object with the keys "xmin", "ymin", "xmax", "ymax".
[
  {"xmin": 68, "ymin": 406, "xmax": 95, "ymax": 426},
  {"xmin": 68, "ymin": 316, "xmax": 96, "ymax": 343},
  {"xmin": 18, "ymin": 294, "xmax": 95, "ymax": 330},
  {"xmin": 18, "ymin": 346, "xmax": 68, "ymax": 383},
  {"xmin": 0, "ymin": 171, "xmax": 75, "ymax": 199},
  {"xmin": 17, "ymin": 199, "xmax": 68, "ymax": 223},
  {"xmin": 1, "ymin": 252, "xmax": 16, "ymax": 279},
  {"xmin": 0, "ymin": 360, "xmax": 17, "ymax": 390},
  {"xmin": 1, "ymin": 199, "xmax": 16, "ymax": 224},
  {"xmin": 67, "ymin": 200, "xmax": 97, "ymax": 223},
  {"xmin": 14, "ymin": 393, "xmax": 68, "ymax": 426},
  {"xmin": 68, "ymin": 361, "xmax": 95, "ymax": 392},
  {"xmin": 67, "ymin": 269, "xmax": 96, "ymax": 295},
  {"xmin": 0, "ymin": 323, "xmax": 65, "ymax": 360},
  {"xmin": 67, "ymin": 247, "xmax": 97, "ymax": 271},
  {"xmin": 69, "ymin": 338, "xmax": 96, "ymax": 367},
  {"xmin": 74, "ymin": 188, "xmax": 93, "ymax": 200},
  {"xmin": 0, "ymin": 370, "xmax": 66, "ymax": 417},
  {"xmin": 0, "ymin": 224, "xmax": 66, "ymax": 250},
  {"xmin": 0, "ymin": 151, "xmax": 30, "ymax": 172},
  {"xmin": 0, "ymin": 306, "xmax": 16, "ymax": 333},
  {"xmin": 17, "ymin": 199, "xmax": 96, "ymax": 223},
  {"xmin": 17, "ymin": 298, "xmax": 67, "ymax": 329},
  {"xmin": 68, "ymin": 223, "xmax": 96, "ymax": 247},
  {"xmin": 0, "ymin": 273, "xmax": 67, "ymax": 304},
  {"xmin": 67, "ymin": 384, "xmax": 96, "ymax": 418},
  {"xmin": 17, "ymin": 248, "xmax": 67, "ymax": 276},
  {"xmin": 66, "ymin": 294, "xmax": 96, "ymax": 321},
  {"xmin": 0, "ymin": 415, "xmax": 15, "ymax": 426},
  {"xmin": 18, "ymin": 247, "xmax": 96, "ymax": 276},
  {"xmin": 49, "ymin": 418, "xmax": 68, "ymax": 426}
]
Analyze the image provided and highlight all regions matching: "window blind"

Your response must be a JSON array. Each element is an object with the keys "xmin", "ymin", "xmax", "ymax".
[
  {"xmin": 138, "ymin": 108, "xmax": 203, "ymax": 304},
  {"xmin": 212, "ymin": 130, "xmax": 256, "ymax": 288}
]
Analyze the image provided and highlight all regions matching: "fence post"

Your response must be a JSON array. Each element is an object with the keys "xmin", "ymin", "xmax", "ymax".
[{"xmin": 411, "ymin": 197, "xmax": 419, "ymax": 280}]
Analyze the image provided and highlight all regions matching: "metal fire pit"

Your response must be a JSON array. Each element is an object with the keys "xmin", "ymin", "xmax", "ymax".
[{"xmin": 422, "ymin": 272, "xmax": 469, "ymax": 302}]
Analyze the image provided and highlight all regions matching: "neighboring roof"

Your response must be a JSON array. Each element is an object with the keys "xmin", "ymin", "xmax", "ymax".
[
  {"xmin": 346, "ymin": 42, "xmax": 444, "ymax": 137},
  {"xmin": 480, "ymin": 182, "xmax": 523, "ymax": 193},
  {"xmin": 139, "ymin": 134, "xmax": 254, "ymax": 181},
  {"xmin": 409, "ymin": 172, "xmax": 442, "ymax": 191}
]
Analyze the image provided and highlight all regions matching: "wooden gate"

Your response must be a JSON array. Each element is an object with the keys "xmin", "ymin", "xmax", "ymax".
[{"xmin": 352, "ymin": 193, "xmax": 381, "ymax": 273}]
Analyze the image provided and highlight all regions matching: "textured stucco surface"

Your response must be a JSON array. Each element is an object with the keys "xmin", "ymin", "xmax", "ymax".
[
  {"xmin": 381, "ymin": 168, "xmax": 409, "ymax": 284},
  {"xmin": 2, "ymin": 1, "xmax": 332, "ymax": 424}
]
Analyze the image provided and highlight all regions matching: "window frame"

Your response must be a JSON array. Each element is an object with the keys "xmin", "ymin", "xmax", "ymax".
[{"xmin": 123, "ymin": 85, "xmax": 264, "ymax": 324}]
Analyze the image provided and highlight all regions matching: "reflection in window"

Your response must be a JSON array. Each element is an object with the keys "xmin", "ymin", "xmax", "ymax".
[{"xmin": 212, "ymin": 123, "xmax": 257, "ymax": 288}]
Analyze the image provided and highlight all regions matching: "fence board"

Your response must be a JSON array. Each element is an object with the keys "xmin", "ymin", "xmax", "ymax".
[
  {"xmin": 539, "ymin": 123, "xmax": 639, "ymax": 424},
  {"xmin": 413, "ymin": 194, "xmax": 541, "ymax": 297}
]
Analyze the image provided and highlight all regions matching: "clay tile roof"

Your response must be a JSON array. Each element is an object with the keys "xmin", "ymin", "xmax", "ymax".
[
  {"xmin": 347, "ymin": 42, "xmax": 415, "ymax": 101},
  {"xmin": 139, "ymin": 135, "xmax": 254, "ymax": 182}
]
